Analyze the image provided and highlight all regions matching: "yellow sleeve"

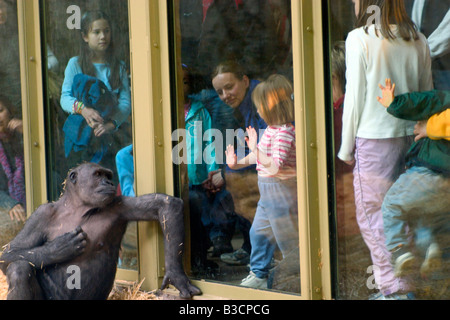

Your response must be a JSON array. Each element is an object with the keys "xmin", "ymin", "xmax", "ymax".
[{"xmin": 427, "ymin": 109, "xmax": 450, "ymax": 141}]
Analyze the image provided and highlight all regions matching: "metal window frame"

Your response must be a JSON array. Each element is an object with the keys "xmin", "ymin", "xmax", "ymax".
[{"xmin": 19, "ymin": 0, "xmax": 332, "ymax": 300}]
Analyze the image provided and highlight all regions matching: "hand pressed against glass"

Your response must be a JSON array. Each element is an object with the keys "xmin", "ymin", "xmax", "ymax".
[
  {"xmin": 245, "ymin": 126, "xmax": 258, "ymax": 153},
  {"xmin": 225, "ymin": 144, "xmax": 238, "ymax": 169},
  {"xmin": 377, "ymin": 78, "xmax": 396, "ymax": 108}
]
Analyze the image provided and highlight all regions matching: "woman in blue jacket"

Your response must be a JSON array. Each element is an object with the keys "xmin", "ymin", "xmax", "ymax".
[{"xmin": 211, "ymin": 60, "xmax": 268, "ymax": 266}]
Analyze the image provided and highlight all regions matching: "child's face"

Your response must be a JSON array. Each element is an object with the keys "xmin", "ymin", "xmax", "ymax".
[
  {"xmin": 212, "ymin": 72, "xmax": 249, "ymax": 109},
  {"xmin": 83, "ymin": 19, "xmax": 111, "ymax": 56},
  {"xmin": 0, "ymin": 102, "xmax": 11, "ymax": 133}
]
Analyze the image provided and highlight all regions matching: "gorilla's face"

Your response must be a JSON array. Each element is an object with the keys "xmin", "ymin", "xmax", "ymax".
[{"xmin": 68, "ymin": 163, "xmax": 116, "ymax": 207}]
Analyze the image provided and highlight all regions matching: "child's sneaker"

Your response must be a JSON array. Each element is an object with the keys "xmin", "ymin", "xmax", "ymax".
[
  {"xmin": 383, "ymin": 292, "xmax": 415, "ymax": 300},
  {"xmin": 240, "ymin": 271, "xmax": 267, "ymax": 289},
  {"xmin": 420, "ymin": 243, "xmax": 442, "ymax": 277},
  {"xmin": 368, "ymin": 291, "xmax": 384, "ymax": 300},
  {"xmin": 393, "ymin": 251, "xmax": 416, "ymax": 277},
  {"xmin": 369, "ymin": 291, "xmax": 415, "ymax": 300}
]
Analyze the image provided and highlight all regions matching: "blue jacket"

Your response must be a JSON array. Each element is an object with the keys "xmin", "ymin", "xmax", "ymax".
[
  {"xmin": 227, "ymin": 79, "xmax": 267, "ymax": 172},
  {"xmin": 63, "ymin": 73, "xmax": 116, "ymax": 162},
  {"xmin": 60, "ymin": 57, "xmax": 131, "ymax": 126},
  {"xmin": 193, "ymin": 89, "xmax": 238, "ymax": 165},
  {"xmin": 116, "ymin": 144, "xmax": 135, "ymax": 197},
  {"xmin": 238, "ymin": 79, "xmax": 267, "ymax": 135}
]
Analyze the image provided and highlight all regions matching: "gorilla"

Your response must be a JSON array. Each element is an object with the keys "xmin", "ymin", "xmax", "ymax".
[{"xmin": 0, "ymin": 163, "xmax": 201, "ymax": 300}]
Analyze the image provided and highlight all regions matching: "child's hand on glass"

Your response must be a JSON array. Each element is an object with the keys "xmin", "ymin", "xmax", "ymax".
[
  {"xmin": 245, "ymin": 126, "xmax": 258, "ymax": 152},
  {"xmin": 225, "ymin": 144, "xmax": 237, "ymax": 169},
  {"xmin": 377, "ymin": 78, "xmax": 396, "ymax": 108}
]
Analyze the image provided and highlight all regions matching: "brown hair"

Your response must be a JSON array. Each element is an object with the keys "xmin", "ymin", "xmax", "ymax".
[
  {"xmin": 252, "ymin": 74, "xmax": 294, "ymax": 126},
  {"xmin": 79, "ymin": 11, "xmax": 122, "ymax": 90},
  {"xmin": 0, "ymin": 95, "xmax": 17, "ymax": 118},
  {"xmin": 211, "ymin": 60, "xmax": 246, "ymax": 81},
  {"xmin": 355, "ymin": 0, "xmax": 418, "ymax": 41}
]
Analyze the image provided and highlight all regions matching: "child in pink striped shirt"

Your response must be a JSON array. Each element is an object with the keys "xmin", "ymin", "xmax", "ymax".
[{"xmin": 226, "ymin": 74, "xmax": 298, "ymax": 289}]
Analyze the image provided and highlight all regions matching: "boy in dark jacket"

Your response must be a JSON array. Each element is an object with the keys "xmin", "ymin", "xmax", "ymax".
[{"xmin": 377, "ymin": 79, "xmax": 450, "ymax": 278}]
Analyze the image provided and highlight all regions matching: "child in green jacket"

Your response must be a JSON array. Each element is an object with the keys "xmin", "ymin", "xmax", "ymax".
[{"xmin": 377, "ymin": 79, "xmax": 450, "ymax": 278}]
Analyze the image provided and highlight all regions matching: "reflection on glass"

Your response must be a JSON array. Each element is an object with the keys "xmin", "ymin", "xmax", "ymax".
[
  {"xmin": 0, "ymin": 0, "xmax": 26, "ymax": 248},
  {"xmin": 42, "ymin": 0, "xmax": 136, "ymax": 270},
  {"xmin": 329, "ymin": 0, "xmax": 450, "ymax": 300},
  {"xmin": 175, "ymin": 0, "xmax": 299, "ymax": 294}
]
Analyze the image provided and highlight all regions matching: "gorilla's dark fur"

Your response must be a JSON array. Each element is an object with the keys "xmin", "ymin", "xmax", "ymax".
[{"xmin": 0, "ymin": 163, "xmax": 201, "ymax": 299}]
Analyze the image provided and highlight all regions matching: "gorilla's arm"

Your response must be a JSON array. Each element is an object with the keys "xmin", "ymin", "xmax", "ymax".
[
  {"xmin": 118, "ymin": 194, "xmax": 201, "ymax": 298},
  {"xmin": 0, "ymin": 205, "xmax": 87, "ymax": 274}
]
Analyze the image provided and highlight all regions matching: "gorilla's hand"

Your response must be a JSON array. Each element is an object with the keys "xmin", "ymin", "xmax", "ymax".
[
  {"xmin": 160, "ymin": 270, "xmax": 202, "ymax": 299},
  {"xmin": 45, "ymin": 227, "xmax": 87, "ymax": 265}
]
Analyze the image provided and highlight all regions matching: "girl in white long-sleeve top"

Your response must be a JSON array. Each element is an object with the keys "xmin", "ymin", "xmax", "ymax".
[{"xmin": 338, "ymin": 0, "xmax": 433, "ymax": 300}]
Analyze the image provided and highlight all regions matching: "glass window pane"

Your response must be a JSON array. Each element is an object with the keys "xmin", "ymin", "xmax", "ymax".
[
  {"xmin": 41, "ymin": 0, "xmax": 137, "ymax": 270},
  {"xmin": 174, "ymin": 0, "xmax": 299, "ymax": 294},
  {"xmin": 328, "ymin": 0, "xmax": 450, "ymax": 300},
  {"xmin": 0, "ymin": 0, "xmax": 27, "ymax": 247}
]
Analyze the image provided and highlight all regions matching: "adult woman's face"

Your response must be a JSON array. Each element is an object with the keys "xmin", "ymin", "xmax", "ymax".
[{"xmin": 212, "ymin": 72, "xmax": 250, "ymax": 109}]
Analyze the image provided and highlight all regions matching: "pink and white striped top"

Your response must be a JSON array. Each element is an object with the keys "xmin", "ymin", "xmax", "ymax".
[{"xmin": 256, "ymin": 124, "xmax": 296, "ymax": 179}]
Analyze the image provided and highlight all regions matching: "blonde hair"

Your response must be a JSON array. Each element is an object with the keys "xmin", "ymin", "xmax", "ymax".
[{"xmin": 252, "ymin": 74, "xmax": 294, "ymax": 126}]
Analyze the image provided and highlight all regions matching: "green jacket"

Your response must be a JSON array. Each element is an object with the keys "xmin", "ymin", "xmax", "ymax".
[
  {"xmin": 387, "ymin": 90, "xmax": 450, "ymax": 174},
  {"xmin": 185, "ymin": 98, "xmax": 219, "ymax": 186}
]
